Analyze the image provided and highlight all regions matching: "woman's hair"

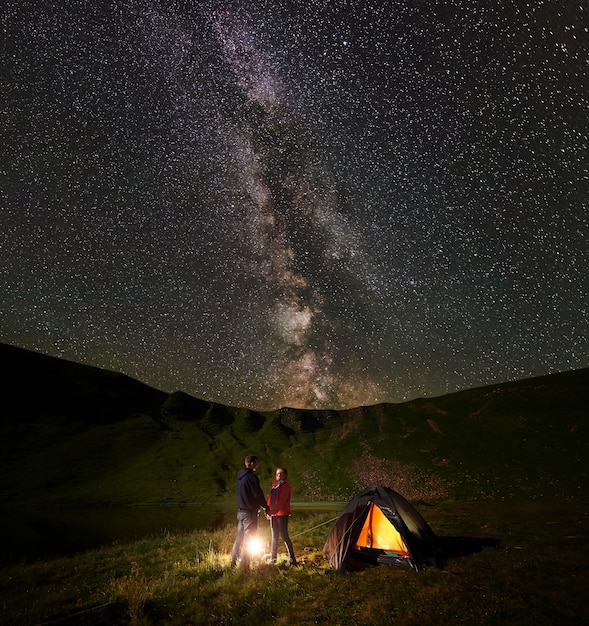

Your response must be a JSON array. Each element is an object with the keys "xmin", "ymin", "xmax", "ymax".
[{"xmin": 276, "ymin": 467, "xmax": 288, "ymax": 478}]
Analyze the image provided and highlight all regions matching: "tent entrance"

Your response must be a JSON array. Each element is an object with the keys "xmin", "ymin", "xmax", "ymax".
[{"xmin": 354, "ymin": 502, "xmax": 410, "ymax": 557}]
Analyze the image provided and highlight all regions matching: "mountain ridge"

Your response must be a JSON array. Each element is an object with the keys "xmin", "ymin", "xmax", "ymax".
[{"xmin": 1, "ymin": 342, "xmax": 587, "ymax": 505}]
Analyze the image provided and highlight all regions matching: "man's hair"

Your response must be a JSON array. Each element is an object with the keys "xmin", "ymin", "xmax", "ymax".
[{"xmin": 245, "ymin": 455, "xmax": 259, "ymax": 466}]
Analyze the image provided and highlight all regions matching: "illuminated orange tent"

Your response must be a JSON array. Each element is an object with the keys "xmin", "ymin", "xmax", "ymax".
[{"xmin": 323, "ymin": 485, "xmax": 437, "ymax": 572}]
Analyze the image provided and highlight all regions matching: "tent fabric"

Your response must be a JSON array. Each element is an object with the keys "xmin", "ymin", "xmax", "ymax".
[{"xmin": 323, "ymin": 485, "xmax": 437, "ymax": 572}]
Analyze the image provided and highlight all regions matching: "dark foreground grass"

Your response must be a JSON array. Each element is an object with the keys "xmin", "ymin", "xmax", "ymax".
[{"xmin": 1, "ymin": 502, "xmax": 587, "ymax": 625}]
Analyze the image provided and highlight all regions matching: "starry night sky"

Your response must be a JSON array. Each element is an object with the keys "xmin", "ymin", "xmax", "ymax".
[{"xmin": 1, "ymin": 1, "xmax": 587, "ymax": 410}]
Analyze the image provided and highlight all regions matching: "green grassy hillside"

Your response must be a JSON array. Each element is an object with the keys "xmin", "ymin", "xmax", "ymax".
[{"xmin": 1, "ymin": 343, "xmax": 587, "ymax": 505}]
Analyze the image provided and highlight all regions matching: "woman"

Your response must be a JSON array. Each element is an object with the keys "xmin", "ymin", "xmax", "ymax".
[{"xmin": 267, "ymin": 468, "xmax": 297, "ymax": 565}]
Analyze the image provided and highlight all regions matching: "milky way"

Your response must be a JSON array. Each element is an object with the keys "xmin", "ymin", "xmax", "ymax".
[{"xmin": 1, "ymin": 1, "xmax": 587, "ymax": 410}]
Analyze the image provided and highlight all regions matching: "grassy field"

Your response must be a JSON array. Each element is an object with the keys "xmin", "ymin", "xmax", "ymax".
[{"xmin": 1, "ymin": 501, "xmax": 587, "ymax": 625}]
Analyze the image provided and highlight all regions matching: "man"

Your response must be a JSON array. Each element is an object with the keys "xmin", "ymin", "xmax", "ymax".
[{"xmin": 230, "ymin": 455, "xmax": 268, "ymax": 568}]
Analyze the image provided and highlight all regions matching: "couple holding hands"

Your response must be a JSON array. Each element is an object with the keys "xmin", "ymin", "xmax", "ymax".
[{"xmin": 231, "ymin": 455, "xmax": 297, "ymax": 568}]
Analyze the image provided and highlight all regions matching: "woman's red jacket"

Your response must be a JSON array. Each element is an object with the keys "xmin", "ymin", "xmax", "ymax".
[{"xmin": 267, "ymin": 480, "xmax": 292, "ymax": 517}]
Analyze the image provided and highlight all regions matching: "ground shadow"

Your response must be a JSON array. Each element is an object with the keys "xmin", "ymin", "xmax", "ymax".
[{"xmin": 435, "ymin": 535, "xmax": 500, "ymax": 568}]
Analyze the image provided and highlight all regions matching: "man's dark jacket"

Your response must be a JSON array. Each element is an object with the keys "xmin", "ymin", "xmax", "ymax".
[{"xmin": 236, "ymin": 468, "xmax": 267, "ymax": 511}]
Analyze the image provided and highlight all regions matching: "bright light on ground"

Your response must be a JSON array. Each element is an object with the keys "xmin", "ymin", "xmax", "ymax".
[{"xmin": 246, "ymin": 536, "xmax": 264, "ymax": 557}]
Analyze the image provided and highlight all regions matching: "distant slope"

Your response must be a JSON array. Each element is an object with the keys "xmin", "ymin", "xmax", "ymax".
[
  {"xmin": 0, "ymin": 343, "xmax": 587, "ymax": 505},
  {"xmin": 0, "ymin": 342, "xmax": 168, "ymax": 424}
]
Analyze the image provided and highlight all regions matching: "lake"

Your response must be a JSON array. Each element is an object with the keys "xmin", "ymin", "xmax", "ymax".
[
  {"xmin": 0, "ymin": 503, "xmax": 342, "ymax": 564},
  {"xmin": 0, "ymin": 504, "xmax": 234, "ymax": 564}
]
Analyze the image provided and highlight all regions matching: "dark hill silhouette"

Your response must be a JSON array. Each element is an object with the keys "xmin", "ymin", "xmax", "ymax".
[
  {"xmin": 0, "ymin": 342, "xmax": 587, "ymax": 505},
  {"xmin": 1, "ymin": 342, "xmax": 168, "ymax": 424}
]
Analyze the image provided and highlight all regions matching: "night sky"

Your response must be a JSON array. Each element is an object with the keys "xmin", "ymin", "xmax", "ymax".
[{"xmin": 1, "ymin": 1, "xmax": 587, "ymax": 410}]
